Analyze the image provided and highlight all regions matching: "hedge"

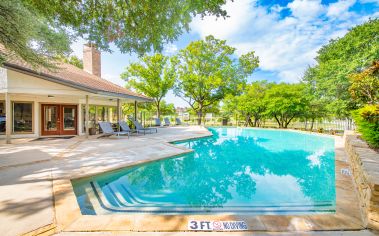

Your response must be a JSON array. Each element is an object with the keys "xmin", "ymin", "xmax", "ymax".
[{"xmin": 353, "ymin": 105, "xmax": 379, "ymax": 148}]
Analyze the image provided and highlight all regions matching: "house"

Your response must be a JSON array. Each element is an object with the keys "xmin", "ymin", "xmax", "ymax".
[{"xmin": 0, "ymin": 44, "xmax": 151, "ymax": 143}]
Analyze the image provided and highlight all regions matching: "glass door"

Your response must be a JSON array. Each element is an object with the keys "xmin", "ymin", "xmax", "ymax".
[
  {"xmin": 41, "ymin": 104, "xmax": 77, "ymax": 135},
  {"xmin": 42, "ymin": 105, "xmax": 60, "ymax": 135},
  {"xmin": 61, "ymin": 105, "xmax": 77, "ymax": 135}
]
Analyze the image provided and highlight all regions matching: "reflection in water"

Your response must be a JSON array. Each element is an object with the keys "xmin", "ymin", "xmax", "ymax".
[{"xmin": 72, "ymin": 127, "xmax": 336, "ymax": 214}]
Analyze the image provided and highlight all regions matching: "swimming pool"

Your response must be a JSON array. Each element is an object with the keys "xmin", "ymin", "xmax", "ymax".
[{"xmin": 72, "ymin": 127, "xmax": 336, "ymax": 215}]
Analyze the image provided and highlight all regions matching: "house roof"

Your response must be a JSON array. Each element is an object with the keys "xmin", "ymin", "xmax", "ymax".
[{"xmin": 0, "ymin": 46, "xmax": 151, "ymax": 101}]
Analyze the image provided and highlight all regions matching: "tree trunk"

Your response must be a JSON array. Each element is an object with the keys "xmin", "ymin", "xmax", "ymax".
[
  {"xmin": 156, "ymin": 106, "xmax": 160, "ymax": 119},
  {"xmin": 284, "ymin": 115, "xmax": 295, "ymax": 128},
  {"xmin": 197, "ymin": 109, "xmax": 202, "ymax": 125},
  {"xmin": 156, "ymin": 100, "xmax": 161, "ymax": 119},
  {"xmin": 253, "ymin": 117, "xmax": 259, "ymax": 127},
  {"xmin": 244, "ymin": 114, "xmax": 254, "ymax": 127},
  {"xmin": 274, "ymin": 115, "xmax": 282, "ymax": 128},
  {"xmin": 310, "ymin": 118, "xmax": 315, "ymax": 131}
]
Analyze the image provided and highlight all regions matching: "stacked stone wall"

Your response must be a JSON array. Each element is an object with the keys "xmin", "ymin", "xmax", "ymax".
[{"xmin": 345, "ymin": 132, "xmax": 379, "ymax": 230}]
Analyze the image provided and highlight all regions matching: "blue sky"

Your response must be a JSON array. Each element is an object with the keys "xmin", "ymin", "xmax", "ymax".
[{"xmin": 71, "ymin": 0, "xmax": 379, "ymax": 107}]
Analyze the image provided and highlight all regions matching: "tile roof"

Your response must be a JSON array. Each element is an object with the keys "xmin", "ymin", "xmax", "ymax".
[{"xmin": 0, "ymin": 45, "xmax": 151, "ymax": 101}]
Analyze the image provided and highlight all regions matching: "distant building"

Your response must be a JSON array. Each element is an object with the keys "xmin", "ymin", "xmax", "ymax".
[
  {"xmin": 175, "ymin": 107, "xmax": 187, "ymax": 116},
  {"xmin": 176, "ymin": 107, "xmax": 190, "ymax": 121}
]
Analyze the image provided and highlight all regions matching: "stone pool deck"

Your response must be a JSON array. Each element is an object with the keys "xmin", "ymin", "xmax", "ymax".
[{"xmin": 0, "ymin": 126, "xmax": 373, "ymax": 235}]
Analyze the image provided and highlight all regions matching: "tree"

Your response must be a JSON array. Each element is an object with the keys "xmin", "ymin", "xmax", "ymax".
[
  {"xmin": 349, "ymin": 61, "xmax": 379, "ymax": 106},
  {"xmin": 238, "ymin": 81, "xmax": 269, "ymax": 127},
  {"xmin": 302, "ymin": 72, "xmax": 330, "ymax": 130},
  {"xmin": 2, "ymin": 0, "xmax": 229, "ymax": 68},
  {"xmin": 302, "ymin": 19, "xmax": 379, "ymax": 118},
  {"xmin": 121, "ymin": 53, "xmax": 175, "ymax": 118},
  {"xmin": 57, "ymin": 55, "xmax": 83, "ymax": 69},
  {"xmin": 16, "ymin": 0, "xmax": 227, "ymax": 57},
  {"xmin": 153, "ymin": 100, "xmax": 176, "ymax": 117},
  {"xmin": 264, "ymin": 83, "xmax": 307, "ymax": 128},
  {"xmin": 222, "ymin": 81, "xmax": 270, "ymax": 127},
  {"xmin": 0, "ymin": 0, "xmax": 72, "ymax": 68},
  {"xmin": 302, "ymin": 98, "xmax": 329, "ymax": 131},
  {"xmin": 173, "ymin": 35, "xmax": 259, "ymax": 125}
]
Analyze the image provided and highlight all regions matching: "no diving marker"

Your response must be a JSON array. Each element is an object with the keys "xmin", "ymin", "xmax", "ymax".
[{"xmin": 188, "ymin": 220, "xmax": 248, "ymax": 231}]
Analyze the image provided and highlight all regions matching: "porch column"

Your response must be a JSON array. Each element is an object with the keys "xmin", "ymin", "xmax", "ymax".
[
  {"xmin": 117, "ymin": 98, "xmax": 120, "ymax": 132},
  {"xmin": 85, "ymin": 95, "xmax": 89, "ymax": 138},
  {"xmin": 5, "ymin": 93, "xmax": 11, "ymax": 144},
  {"xmin": 134, "ymin": 100, "xmax": 137, "ymax": 121}
]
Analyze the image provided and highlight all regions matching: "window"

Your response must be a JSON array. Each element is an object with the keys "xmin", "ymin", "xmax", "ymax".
[
  {"xmin": 13, "ymin": 102, "xmax": 33, "ymax": 133},
  {"xmin": 82, "ymin": 105, "xmax": 118, "ymax": 133}
]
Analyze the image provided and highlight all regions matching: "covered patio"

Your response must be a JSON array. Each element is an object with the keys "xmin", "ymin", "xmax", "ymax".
[{"xmin": 0, "ymin": 43, "xmax": 152, "ymax": 144}]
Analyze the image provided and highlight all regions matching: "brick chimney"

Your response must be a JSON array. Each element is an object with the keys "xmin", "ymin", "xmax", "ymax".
[{"xmin": 83, "ymin": 43, "xmax": 101, "ymax": 77}]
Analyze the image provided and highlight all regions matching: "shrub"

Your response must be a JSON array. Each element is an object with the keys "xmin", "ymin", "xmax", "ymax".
[{"xmin": 353, "ymin": 105, "xmax": 379, "ymax": 148}]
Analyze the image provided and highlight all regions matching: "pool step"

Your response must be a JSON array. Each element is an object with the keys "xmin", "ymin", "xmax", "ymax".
[{"xmin": 89, "ymin": 181, "xmax": 335, "ymax": 215}]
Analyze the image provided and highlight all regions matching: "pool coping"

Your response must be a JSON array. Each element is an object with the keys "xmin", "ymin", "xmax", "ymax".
[{"xmin": 53, "ymin": 127, "xmax": 365, "ymax": 233}]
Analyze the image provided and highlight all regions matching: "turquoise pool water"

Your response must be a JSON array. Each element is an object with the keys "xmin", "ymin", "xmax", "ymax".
[{"xmin": 72, "ymin": 127, "xmax": 336, "ymax": 215}]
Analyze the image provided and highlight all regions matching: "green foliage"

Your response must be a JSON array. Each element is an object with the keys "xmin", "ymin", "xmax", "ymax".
[
  {"xmin": 264, "ymin": 83, "xmax": 307, "ymax": 128},
  {"xmin": 153, "ymin": 100, "xmax": 176, "ymax": 117},
  {"xmin": 121, "ymin": 53, "xmax": 175, "ymax": 118},
  {"xmin": 0, "ymin": 0, "xmax": 72, "ymax": 68},
  {"xmin": 2, "ymin": 0, "xmax": 228, "ymax": 68},
  {"xmin": 172, "ymin": 35, "xmax": 259, "ymax": 124},
  {"xmin": 303, "ymin": 19, "xmax": 379, "ymax": 118},
  {"xmin": 302, "ymin": 98, "xmax": 329, "ymax": 130},
  {"xmin": 23, "ymin": 0, "xmax": 229, "ymax": 55},
  {"xmin": 223, "ymin": 81, "xmax": 270, "ymax": 127},
  {"xmin": 301, "ymin": 78, "xmax": 330, "ymax": 130},
  {"xmin": 349, "ymin": 61, "xmax": 379, "ymax": 106},
  {"xmin": 353, "ymin": 105, "xmax": 379, "ymax": 148},
  {"xmin": 57, "ymin": 55, "xmax": 83, "ymax": 69}
]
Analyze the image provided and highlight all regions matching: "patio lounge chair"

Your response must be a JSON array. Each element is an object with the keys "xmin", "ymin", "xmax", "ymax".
[
  {"xmin": 175, "ymin": 118, "xmax": 188, "ymax": 126},
  {"xmin": 154, "ymin": 118, "xmax": 162, "ymax": 126},
  {"xmin": 129, "ymin": 118, "xmax": 158, "ymax": 135},
  {"xmin": 98, "ymin": 122, "xmax": 130, "ymax": 138},
  {"xmin": 118, "ymin": 121, "xmax": 138, "ymax": 134},
  {"xmin": 164, "ymin": 117, "xmax": 171, "ymax": 126}
]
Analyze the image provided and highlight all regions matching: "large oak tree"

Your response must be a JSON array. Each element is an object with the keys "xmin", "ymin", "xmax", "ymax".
[
  {"xmin": 1, "ymin": 0, "xmax": 230, "ymax": 68},
  {"xmin": 264, "ymin": 83, "xmax": 307, "ymax": 128},
  {"xmin": 121, "ymin": 53, "xmax": 175, "ymax": 118},
  {"xmin": 172, "ymin": 35, "xmax": 259, "ymax": 125}
]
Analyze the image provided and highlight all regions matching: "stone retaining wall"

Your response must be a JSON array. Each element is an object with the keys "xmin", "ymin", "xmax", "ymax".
[{"xmin": 345, "ymin": 131, "xmax": 379, "ymax": 230}]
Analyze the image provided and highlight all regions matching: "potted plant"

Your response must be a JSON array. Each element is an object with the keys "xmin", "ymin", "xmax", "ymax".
[{"xmin": 89, "ymin": 122, "xmax": 96, "ymax": 135}]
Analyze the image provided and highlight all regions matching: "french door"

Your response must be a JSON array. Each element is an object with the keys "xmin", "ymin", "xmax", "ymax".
[{"xmin": 41, "ymin": 104, "xmax": 77, "ymax": 135}]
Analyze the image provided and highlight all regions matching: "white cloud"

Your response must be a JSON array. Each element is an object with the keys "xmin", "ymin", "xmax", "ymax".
[
  {"xmin": 190, "ymin": 0, "xmax": 254, "ymax": 39},
  {"xmin": 327, "ymin": 0, "xmax": 356, "ymax": 19},
  {"xmin": 288, "ymin": 0, "xmax": 324, "ymax": 20},
  {"xmin": 189, "ymin": 0, "xmax": 377, "ymax": 83},
  {"xmin": 163, "ymin": 43, "xmax": 178, "ymax": 55}
]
